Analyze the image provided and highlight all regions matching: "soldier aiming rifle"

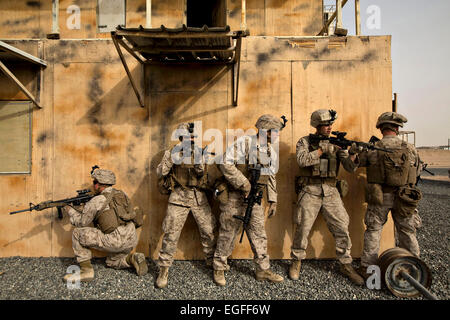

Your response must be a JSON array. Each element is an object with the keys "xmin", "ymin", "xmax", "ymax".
[{"xmin": 10, "ymin": 189, "xmax": 94, "ymax": 219}]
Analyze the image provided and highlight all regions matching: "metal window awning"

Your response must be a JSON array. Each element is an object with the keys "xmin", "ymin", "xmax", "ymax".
[
  {"xmin": 111, "ymin": 25, "xmax": 248, "ymax": 107},
  {"xmin": 0, "ymin": 40, "xmax": 47, "ymax": 109}
]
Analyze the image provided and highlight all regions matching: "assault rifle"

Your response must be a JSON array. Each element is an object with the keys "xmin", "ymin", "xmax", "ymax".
[
  {"xmin": 416, "ymin": 161, "xmax": 435, "ymax": 185},
  {"xmin": 9, "ymin": 189, "xmax": 94, "ymax": 219},
  {"xmin": 421, "ymin": 163, "xmax": 435, "ymax": 176},
  {"xmin": 310, "ymin": 131, "xmax": 392, "ymax": 153},
  {"xmin": 233, "ymin": 165, "xmax": 264, "ymax": 243}
]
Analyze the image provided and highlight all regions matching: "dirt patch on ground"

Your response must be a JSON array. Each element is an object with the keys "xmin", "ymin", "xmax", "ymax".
[{"xmin": 418, "ymin": 149, "xmax": 450, "ymax": 168}]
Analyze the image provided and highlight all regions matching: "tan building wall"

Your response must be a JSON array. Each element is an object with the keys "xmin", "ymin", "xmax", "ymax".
[
  {"xmin": 0, "ymin": 34, "xmax": 395, "ymax": 259},
  {"xmin": 0, "ymin": 0, "xmax": 322, "ymax": 39}
]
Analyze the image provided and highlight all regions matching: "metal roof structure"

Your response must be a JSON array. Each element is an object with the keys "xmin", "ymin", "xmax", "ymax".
[
  {"xmin": 114, "ymin": 24, "xmax": 242, "ymax": 63},
  {"xmin": 0, "ymin": 40, "xmax": 47, "ymax": 109},
  {"xmin": 111, "ymin": 25, "xmax": 248, "ymax": 107},
  {"xmin": 0, "ymin": 40, "xmax": 47, "ymax": 67}
]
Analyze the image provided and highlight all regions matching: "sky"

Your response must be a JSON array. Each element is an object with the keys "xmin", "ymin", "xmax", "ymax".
[{"xmin": 325, "ymin": 0, "xmax": 450, "ymax": 147}]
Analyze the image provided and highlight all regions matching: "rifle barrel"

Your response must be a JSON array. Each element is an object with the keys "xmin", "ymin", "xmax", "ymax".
[{"xmin": 9, "ymin": 208, "xmax": 32, "ymax": 215}]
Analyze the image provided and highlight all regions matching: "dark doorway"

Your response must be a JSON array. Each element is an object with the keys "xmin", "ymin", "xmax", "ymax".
[{"xmin": 186, "ymin": 0, "xmax": 227, "ymax": 28}]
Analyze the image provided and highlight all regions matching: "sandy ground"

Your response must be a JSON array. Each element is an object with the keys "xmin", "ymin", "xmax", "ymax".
[{"xmin": 418, "ymin": 149, "xmax": 450, "ymax": 168}]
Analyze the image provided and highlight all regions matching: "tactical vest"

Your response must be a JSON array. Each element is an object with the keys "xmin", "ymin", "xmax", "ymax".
[
  {"xmin": 169, "ymin": 146, "xmax": 209, "ymax": 190},
  {"xmin": 366, "ymin": 140, "xmax": 416, "ymax": 187},
  {"xmin": 235, "ymin": 138, "xmax": 270, "ymax": 186},
  {"xmin": 94, "ymin": 189, "xmax": 136, "ymax": 234},
  {"xmin": 298, "ymin": 135, "xmax": 340, "ymax": 182}
]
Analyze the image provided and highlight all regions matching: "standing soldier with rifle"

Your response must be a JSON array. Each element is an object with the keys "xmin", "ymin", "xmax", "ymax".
[
  {"xmin": 155, "ymin": 122, "xmax": 217, "ymax": 289},
  {"xmin": 290, "ymin": 109, "xmax": 364, "ymax": 285},
  {"xmin": 212, "ymin": 114, "xmax": 286, "ymax": 286},
  {"xmin": 355, "ymin": 112, "xmax": 422, "ymax": 279},
  {"xmin": 62, "ymin": 167, "xmax": 147, "ymax": 283}
]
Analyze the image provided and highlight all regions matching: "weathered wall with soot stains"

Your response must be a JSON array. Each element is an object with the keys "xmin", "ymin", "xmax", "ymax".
[
  {"xmin": 0, "ymin": 0, "xmax": 322, "ymax": 39},
  {"xmin": 0, "ymin": 35, "xmax": 395, "ymax": 260}
]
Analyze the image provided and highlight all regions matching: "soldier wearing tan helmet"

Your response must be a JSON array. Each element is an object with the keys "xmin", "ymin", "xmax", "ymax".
[
  {"xmin": 354, "ymin": 112, "xmax": 422, "ymax": 279},
  {"xmin": 62, "ymin": 168, "xmax": 147, "ymax": 283},
  {"xmin": 155, "ymin": 122, "xmax": 217, "ymax": 289},
  {"xmin": 212, "ymin": 114, "xmax": 286, "ymax": 286},
  {"xmin": 290, "ymin": 109, "xmax": 364, "ymax": 286}
]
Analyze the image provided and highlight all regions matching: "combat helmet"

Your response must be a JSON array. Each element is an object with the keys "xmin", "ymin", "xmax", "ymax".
[
  {"xmin": 176, "ymin": 122, "xmax": 197, "ymax": 139},
  {"xmin": 91, "ymin": 168, "xmax": 116, "ymax": 185},
  {"xmin": 376, "ymin": 112, "xmax": 407, "ymax": 129},
  {"xmin": 255, "ymin": 114, "xmax": 287, "ymax": 131},
  {"xmin": 310, "ymin": 109, "xmax": 337, "ymax": 128}
]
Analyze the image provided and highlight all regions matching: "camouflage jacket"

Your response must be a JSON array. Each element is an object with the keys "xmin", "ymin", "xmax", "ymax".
[{"xmin": 219, "ymin": 135, "xmax": 278, "ymax": 203}]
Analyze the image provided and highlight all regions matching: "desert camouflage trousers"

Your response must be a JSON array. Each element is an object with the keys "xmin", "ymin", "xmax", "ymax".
[
  {"xmin": 158, "ymin": 202, "xmax": 217, "ymax": 267},
  {"xmin": 213, "ymin": 191, "xmax": 270, "ymax": 271},
  {"xmin": 361, "ymin": 192, "xmax": 420, "ymax": 267},
  {"xmin": 72, "ymin": 222, "xmax": 138, "ymax": 268},
  {"xmin": 291, "ymin": 187, "xmax": 353, "ymax": 264}
]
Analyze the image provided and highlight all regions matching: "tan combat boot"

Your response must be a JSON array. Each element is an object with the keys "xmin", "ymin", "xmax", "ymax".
[
  {"xmin": 356, "ymin": 265, "xmax": 370, "ymax": 281},
  {"xmin": 255, "ymin": 269, "xmax": 284, "ymax": 283},
  {"xmin": 126, "ymin": 252, "xmax": 148, "ymax": 276},
  {"xmin": 339, "ymin": 263, "xmax": 365, "ymax": 286},
  {"xmin": 205, "ymin": 257, "xmax": 213, "ymax": 269},
  {"xmin": 213, "ymin": 270, "xmax": 226, "ymax": 286},
  {"xmin": 63, "ymin": 260, "xmax": 94, "ymax": 283},
  {"xmin": 289, "ymin": 260, "xmax": 302, "ymax": 280},
  {"xmin": 155, "ymin": 266, "xmax": 169, "ymax": 289}
]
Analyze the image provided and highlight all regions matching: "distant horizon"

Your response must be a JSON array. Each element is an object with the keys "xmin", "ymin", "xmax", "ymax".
[{"xmin": 333, "ymin": 0, "xmax": 450, "ymax": 147}]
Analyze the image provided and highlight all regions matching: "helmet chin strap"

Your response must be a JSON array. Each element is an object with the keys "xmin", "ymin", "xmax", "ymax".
[{"xmin": 381, "ymin": 124, "xmax": 399, "ymax": 135}]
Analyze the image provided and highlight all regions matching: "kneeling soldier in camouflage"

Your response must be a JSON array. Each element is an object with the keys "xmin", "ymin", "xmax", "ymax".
[
  {"xmin": 155, "ymin": 122, "xmax": 217, "ymax": 289},
  {"xmin": 290, "ymin": 109, "xmax": 364, "ymax": 285},
  {"xmin": 63, "ymin": 168, "xmax": 147, "ymax": 282}
]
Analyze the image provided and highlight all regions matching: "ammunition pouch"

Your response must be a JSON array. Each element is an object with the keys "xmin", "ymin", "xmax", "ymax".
[
  {"xmin": 336, "ymin": 179, "xmax": 349, "ymax": 198},
  {"xmin": 367, "ymin": 141, "xmax": 411, "ymax": 187},
  {"xmin": 407, "ymin": 165, "xmax": 418, "ymax": 185},
  {"xmin": 394, "ymin": 185, "xmax": 422, "ymax": 217},
  {"xmin": 303, "ymin": 176, "xmax": 337, "ymax": 186},
  {"xmin": 213, "ymin": 177, "xmax": 229, "ymax": 205},
  {"xmin": 299, "ymin": 137, "xmax": 340, "ymax": 179},
  {"xmin": 295, "ymin": 176, "xmax": 306, "ymax": 195},
  {"xmin": 94, "ymin": 189, "xmax": 138, "ymax": 233},
  {"xmin": 365, "ymin": 183, "xmax": 384, "ymax": 206},
  {"xmin": 95, "ymin": 208, "xmax": 119, "ymax": 234},
  {"xmin": 132, "ymin": 206, "xmax": 144, "ymax": 228},
  {"xmin": 158, "ymin": 174, "xmax": 173, "ymax": 195},
  {"xmin": 171, "ymin": 164, "xmax": 209, "ymax": 190},
  {"xmin": 383, "ymin": 151, "xmax": 409, "ymax": 187}
]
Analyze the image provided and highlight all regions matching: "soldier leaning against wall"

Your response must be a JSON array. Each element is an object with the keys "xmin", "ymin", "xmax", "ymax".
[
  {"xmin": 212, "ymin": 114, "xmax": 285, "ymax": 286},
  {"xmin": 155, "ymin": 123, "xmax": 217, "ymax": 289},
  {"xmin": 62, "ymin": 168, "xmax": 147, "ymax": 283},
  {"xmin": 355, "ymin": 112, "xmax": 423, "ymax": 279},
  {"xmin": 290, "ymin": 109, "xmax": 365, "ymax": 286}
]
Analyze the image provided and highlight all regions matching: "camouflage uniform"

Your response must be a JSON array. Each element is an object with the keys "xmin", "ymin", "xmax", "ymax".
[
  {"xmin": 213, "ymin": 135, "xmax": 278, "ymax": 272},
  {"xmin": 291, "ymin": 136, "xmax": 358, "ymax": 264},
  {"xmin": 67, "ymin": 186, "xmax": 138, "ymax": 269},
  {"xmin": 357, "ymin": 131, "xmax": 421, "ymax": 267},
  {"xmin": 63, "ymin": 168, "xmax": 147, "ymax": 283},
  {"xmin": 156, "ymin": 147, "xmax": 217, "ymax": 268},
  {"xmin": 289, "ymin": 109, "xmax": 363, "ymax": 285},
  {"xmin": 212, "ymin": 114, "xmax": 286, "ymax": 286}
]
